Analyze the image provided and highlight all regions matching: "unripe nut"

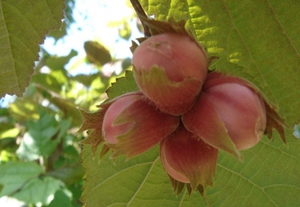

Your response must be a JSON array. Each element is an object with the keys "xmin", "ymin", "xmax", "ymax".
[
  {"xmin": 102, "ymin": 92, "xmax": 179, "ymax": 158},
  {"xmin": 160, "ymin": 124, "xmax": 218, "ymax": 190},
  {"xmin": 205, "ymin": 82, "xmax": 267, "ymax": 150},
  {"xmin": 132, "ymin": 33, "xmax": 208, "ymax": 115},
  {"xmin": 182, "ymin": 72, "xmax": 267, "ymax": 152}
]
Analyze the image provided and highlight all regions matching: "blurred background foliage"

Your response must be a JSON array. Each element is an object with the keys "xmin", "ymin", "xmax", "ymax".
[{"xmin": 0, "ymin": 0, "xmax": 137, "ymax": 206}]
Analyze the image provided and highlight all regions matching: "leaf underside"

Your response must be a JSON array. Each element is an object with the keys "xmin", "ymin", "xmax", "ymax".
[{"xmin": 0, "ymin": 0, "xmax": 65, "ymax": 98}]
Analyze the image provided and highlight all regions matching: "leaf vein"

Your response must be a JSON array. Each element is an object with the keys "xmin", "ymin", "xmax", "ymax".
[
  {"xmin": 266, "ymin": 0, "xmax": 300, "ymax": 59},
  {"xmin": 87, "ymin": 161, "xmax": 155, "ymax": 195},
  {"xmin": 126, "ymin": 157, "xmax": 160, "ymax": 206},
  {"xmin": 217, "ymin": 164, "xmax": 279, "ymax": 207},
  {"xmin": 221, "ymin": 0, "xmax": 278, "ymax": 106}
]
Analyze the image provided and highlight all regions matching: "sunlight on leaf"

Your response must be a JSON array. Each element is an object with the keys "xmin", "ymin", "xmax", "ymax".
[
  {"xmin": 141, "ymin": 0, "xmax": 300, "ymax": 127},
  {"xmin": 81, "ymin": 1, "xmax": 300, "ymax": 206},
  {"xmin": 0, "ymin": 0, "xmax": 65, "ymax": 98},
  {"xmin": 13, "ymin": 176, "xmax": 62, "ymax": 206},
  {"xmin": 0, "ymin": 128, "xmax": 19, "ymax": 139},
  {"xmin": 8, "ymin": 98, "xmax": 40, "ymax": 121},
  {"xmin": 0, "ymin": 162, "xmax": 43, "ymax": 196}
]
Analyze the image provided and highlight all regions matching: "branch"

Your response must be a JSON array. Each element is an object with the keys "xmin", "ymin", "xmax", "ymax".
[{"xmin": 130, "ymin": 0, "xmax": 151, "ymax": 37}]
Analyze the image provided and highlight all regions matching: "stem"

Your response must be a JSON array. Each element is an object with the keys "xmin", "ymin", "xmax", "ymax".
[{"xmin": 130, "ymin": 0, "xmax": 151, "ymax": 37}]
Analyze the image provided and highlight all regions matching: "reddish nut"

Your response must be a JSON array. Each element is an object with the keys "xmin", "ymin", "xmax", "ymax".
[
  {"xmin": 160, "ymin": 124, "xmax": 218, "ymax": 191},
  {"xmin": 182, "ymin": 72, "xmax": 267, "ymax": 155},
  {"xmin": 102, "ymin": 92, "xmax": 180, "ymax": 158},
  {"xmin": 132, "ymin": 33, "xmax": 208, "ymax": 115}
]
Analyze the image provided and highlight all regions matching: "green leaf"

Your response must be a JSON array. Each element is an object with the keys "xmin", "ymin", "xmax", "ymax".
[
  {"xmin": 16, "ymin": 111, "xmax": 70, "ymax": 160},
  {"xmin": 0, "ymin": 162, "xmax": 43, "ymax": 196},
  {"xmin": 45, "ymin": 49, "xmax": 78, "ymax": 71},
  {"xmin": 140, "ymin": 0, "xmax": 300, "ymax": 127},
  {"xmin": 0, "ymin": 128, "xmax": 19, "ymax": 140},
  {"xmin": 81, "ymin": 145, "xmax": 179, "ymax": 207},
  {"xmin": 48, "ymin": 189, "xmax": 73, "ymax": 207},
  {"xmin": 34, "ymin": 86, "xmax": 83, "ymax": 127},
  {"xmin": 82, "ymin": 134, "xmax": 300, "ymax": 207},
  {"xmin": 0, "ymin": 0, "xmax": 65, "ymax": 98},
  {"xmin": 84, "ymin": 41, "xmax": 112, "ymax": 66},
  {"xmin": 13, "ymin": 176, "xmax": 62, "ymax": 205},
  {"xmin": 8, "ymin": 96, "xmax": 46, "ymax": 122},
  {"xmin": 31, "ymin": 73, "xmax": 65, "ymax": 94},
  {"xmin": 72, "ymin": 73, "xmax": 100, "ymax": 87},
  {"xmin": 81, "ymin": 1, "xmax": 300, "ymax": 206},
  {"xmin": 32, "ymin": 51, "xmax": 77, "ymax": 94},
  {"xmin": 48, "ymin": 163, "xmax": 85, "ymax": 186},
  {"xmin": 118, "ymin": 21, "xmax": 132, "ymax": 40},
  {"xmin": 105, "ymin": 70, "xmax": 139, "ymax": 101},
  {"xmin": 0, "ymin": 123, "xmax": 19, "ymax": 140},
  {"xmin": 48, "ymin": 21, "xmax": 68, "ymax": 42}
]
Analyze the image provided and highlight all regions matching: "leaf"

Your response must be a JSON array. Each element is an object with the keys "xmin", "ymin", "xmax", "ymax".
[
  {"xmin": 48, "ymin": 21, "xmax": 68, "ymax": 42},
  {"xmin": 0, "ymin": 127, "xmax": 19, "ymax": 140},
  {"xmin": 81, "ymin": 145, "xmax": 178, "ymax": 207},
  {"xmin": 72, "ymin": 73, "xmax": 100, "ymax": 87},
  {"xmin": 138, "ymin": 15, "xmax": 189, "ymax": 36},
  {"xmin": 13, "ymin": 176, "xmax": 62, "ymax": 205},
  {"xmin": 48, "ymin": 189, "xmax": 73, "ymax": 207},
  {"xmin": 34, "ymin": 86, "xmax": 83, "ymax": 127},
  {"xmin": 31, "ymin": 73, "xmax": 65, "ymax": 94},
  {"xmin": 81, "ymin": 1, "xmax": 300, "ymax": 206},
  {"xmin": 81, "ymin": 134, "xmax": 300, "ymax": 207},
  {"xmin": 16, "ymin": 111, "xmax": 70, "ymax": 160},
  {"xmin": 0, "ymin": 123, "xmax": 17, "ymax": 138},
  {"xmin": 48, "ymin": 163, "xmax": 85, "ymax": 186},
  {"xmin": 84, "ymin": 41, "xmax": 112, "ymax": 66},
  {"xmin": 140, "ymin": 0, "xmax": 300, "ymax": 127},
  {"xmin": 8, "ymin": 97, "xmax": 41, "ymax": 121},
  {"xmin": 118, "ymin": 21, "xmax": 132, "ymax": 40},
  {"xmin": 0, "ymin": 162, "xmax": 43, "ymax": 196},
  {"xmin": 105, "ymin": 70, "xmax": 139, "ymax": 101},
  {"xmin": 32, "ymin": 50, "xmax": 76, "ymax": 93},
  {"xmin": 0, "ymin": 0, "xmax": 65, "ymax": 98},
  {"xmin": 44, "ymin": 49, "xmax": 78, "ymax": 71}
]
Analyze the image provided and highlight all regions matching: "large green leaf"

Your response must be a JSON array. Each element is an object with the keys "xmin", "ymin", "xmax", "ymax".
[
  {"xmin": 81, "ymin": 1, "xmax": 300, "ymax": 206},
  {"xmin": 0, "ymin": 0, "xmax": 65, "ymax": 98},
  {"xmin": 140, "ymin": 0, "xmax": 300, "ymax": 127},
  {"xmin": 82, "ymin": 136, "xmax": 300, "ymax": 207}
]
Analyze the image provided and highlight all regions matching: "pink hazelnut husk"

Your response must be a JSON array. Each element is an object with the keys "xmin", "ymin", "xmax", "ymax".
[
  {"xmin": 102, "ymin": 92, "xmax": 180, "ymax": 158},
  {"xmin": 160, "ymin": 124, "xmax": 218, "ymax": 191},
  {"xmin": 132, "ymin": 33, "xmax": 208, "ymax": 115},
  {"xmin": 182, "ymin": 72, "xmax": 267, "ymax": 156}
]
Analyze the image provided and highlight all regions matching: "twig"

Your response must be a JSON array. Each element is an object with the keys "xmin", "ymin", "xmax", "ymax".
[{"xmin": 130, "ymin": 0, "xmax": 151, "ymax": 37}]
